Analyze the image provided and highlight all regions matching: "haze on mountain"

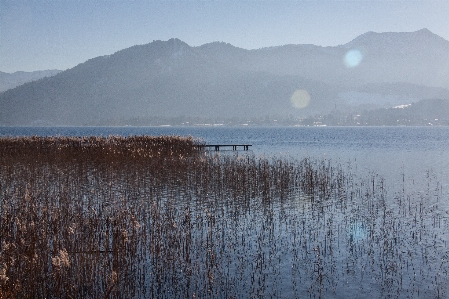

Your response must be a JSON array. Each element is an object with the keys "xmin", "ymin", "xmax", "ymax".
[
  {"xmin": 0, "ymin": 29, "xmax": 448, "ymax": 126},
  {"xmin": 0, "ymin": 70, "xmax": 61, "ymax": 93}
]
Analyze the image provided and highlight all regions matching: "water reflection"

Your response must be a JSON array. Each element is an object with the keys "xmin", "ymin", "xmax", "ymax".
[
  {"xmin": 1, "ymin": 149, "xmax": 448, "ymax": 298},
  {"xmin": 348, "ymin": 218, "xmax": 367, "ymax": 243}
]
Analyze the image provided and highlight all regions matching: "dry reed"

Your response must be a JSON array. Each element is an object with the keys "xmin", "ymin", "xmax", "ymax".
[{"xmin": 0, "ymin": 136, "xmax": 447, "ymax": 298}]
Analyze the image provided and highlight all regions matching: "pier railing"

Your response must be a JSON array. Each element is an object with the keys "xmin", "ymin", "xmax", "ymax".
[{"xmin": 198, "ymin": 144, "xmax": 252, "ymax": 151}]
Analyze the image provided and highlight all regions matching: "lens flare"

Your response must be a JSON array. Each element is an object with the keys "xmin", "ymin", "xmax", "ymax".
[
  {"xmin": 290, "ymin": 89, "xmax": 311, "ymax": 109},
  {"xmin": 349, "ymin": 220, "xmax": 367, "ymax": 242},
  {"xmin": 344, "ymin": 49, "xmax": 363, "ymax": 68}
]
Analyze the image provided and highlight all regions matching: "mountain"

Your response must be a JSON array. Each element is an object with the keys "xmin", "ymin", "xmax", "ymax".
[
  {"xmin": 0, "ymin": 70, "xmax": 61, "ymax": 92},
  {"xmin": 1, "ymin": 30, "xmax": 448, "ymax": 126},
  {"xmin": 343, "ymin": 28, "xmax": 449, "ymax": 50},
  {"xmin": 338, "ymin": 28, "xmax": 449, "ymax": 89},
  {"xmin": 347, "ymin": 98, "xmax": 449, "ymax": 126},
  {"xmin": 337, "ymin": 82, "xmax": 449, "ymax": 112}
]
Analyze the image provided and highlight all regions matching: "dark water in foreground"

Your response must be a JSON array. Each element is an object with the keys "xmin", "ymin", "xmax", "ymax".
[{"xmin": 1, "ymin": 126, "xmax": 449, "ymax": 298}]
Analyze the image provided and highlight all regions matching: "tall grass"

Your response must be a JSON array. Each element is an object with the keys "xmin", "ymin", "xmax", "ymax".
[{"xmin": 0, "ymin": 136, "xmax": 447, "ymax": 298}]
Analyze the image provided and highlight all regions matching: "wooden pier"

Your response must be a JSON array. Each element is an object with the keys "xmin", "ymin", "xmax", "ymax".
[{"xmin": 199, "ymin": 144, "xmax": 252, "ymax": 151}]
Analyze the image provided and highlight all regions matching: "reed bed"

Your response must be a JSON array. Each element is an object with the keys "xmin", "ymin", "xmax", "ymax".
[{"xmin": 0, "ymin": 136, "xmax": 447, "ymax": 298}]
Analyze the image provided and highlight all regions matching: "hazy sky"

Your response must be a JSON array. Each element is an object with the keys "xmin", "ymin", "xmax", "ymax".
[{"xmin": 1, "ymin": 0, "xmax": 448, "ymax": 73}]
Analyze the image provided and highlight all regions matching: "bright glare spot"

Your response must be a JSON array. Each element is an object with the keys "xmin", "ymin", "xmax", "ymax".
[
  {"xmin": 344, "ymin": 49, "xmax": 363, "ymax": 68},
  {"xmin": 290, "ymin": 89, "xmax": 311, "ymax": 109},
  {"xmin": 349, "ymin": 220, "xmax": 367, "ymax": 242}
]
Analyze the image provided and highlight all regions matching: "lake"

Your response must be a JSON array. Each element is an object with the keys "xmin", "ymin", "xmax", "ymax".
[
  {"xmin": 1, "ymin": 126, "xmax": 448, "ymax": 298},
  {"xmin": 2, "ymin": 125, "xmax": 449, "ymax": 193}
]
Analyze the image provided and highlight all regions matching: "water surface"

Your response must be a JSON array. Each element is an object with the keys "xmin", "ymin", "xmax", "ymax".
[{"xmin": 1, "ymin": 126, "xmax": 448, "ymax": 298}]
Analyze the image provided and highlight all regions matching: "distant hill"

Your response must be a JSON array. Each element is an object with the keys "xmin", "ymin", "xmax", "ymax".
[
  {"xmin": 1, "ymin": 29, "xmax": 448, "ymax": 126},
  {"xmin": 338, "ymin": 28, "xmax": 449, "ymax": 89},
  {"xmin": 0, "ymin": 70, "xmax": 61, "ymax": 92},
  {"xmin": 337, "ymin": 82, "xmax": 449, "ymax": 112},
  {"xmin": 347, "ymin": 98, "xmax": 449, "ymax": 126}
]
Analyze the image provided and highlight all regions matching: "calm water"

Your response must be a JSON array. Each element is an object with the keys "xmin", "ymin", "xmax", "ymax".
[
  {"xmin": 2, "ymin": 126, "xmax": 449, "ymax": 192},
  {"xmin": 2, "ymin": 126, "xmax": 449, "ymax": 298}
]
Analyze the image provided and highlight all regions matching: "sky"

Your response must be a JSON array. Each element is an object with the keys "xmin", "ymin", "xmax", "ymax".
[{"xmin": 1, "ymin": 0, "xmax": 448, "ymax": 73}]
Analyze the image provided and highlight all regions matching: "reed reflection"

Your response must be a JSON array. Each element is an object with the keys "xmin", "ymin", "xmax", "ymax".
[{"xmin": 0, "ymin": 136, "xmax": 447, "ymax": 298}]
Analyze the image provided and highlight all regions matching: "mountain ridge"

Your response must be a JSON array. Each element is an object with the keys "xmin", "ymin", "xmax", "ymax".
[
  {"xmin": 342, "ymin": 28, "xmax": 449, "ymax": 48},
  {"xmin": 0, "ymin": 70, "xmax": 61, "ymax": 92},
  {"xmin": 1, "ymin": 29, "xmax": 448, "ymax": 126}
]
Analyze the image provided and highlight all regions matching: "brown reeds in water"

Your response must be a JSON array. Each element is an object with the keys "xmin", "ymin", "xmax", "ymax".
[
  {"xmin": 0, "ymin": 135, "xmax": 203, "ymax": 161},
  {"xmin": 0, "ymin": 136, "xmax": 204, "ymax": 298},
  {"xmin": 0, "ymin": 136, "xmax": 447, "ymax": 298}
]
